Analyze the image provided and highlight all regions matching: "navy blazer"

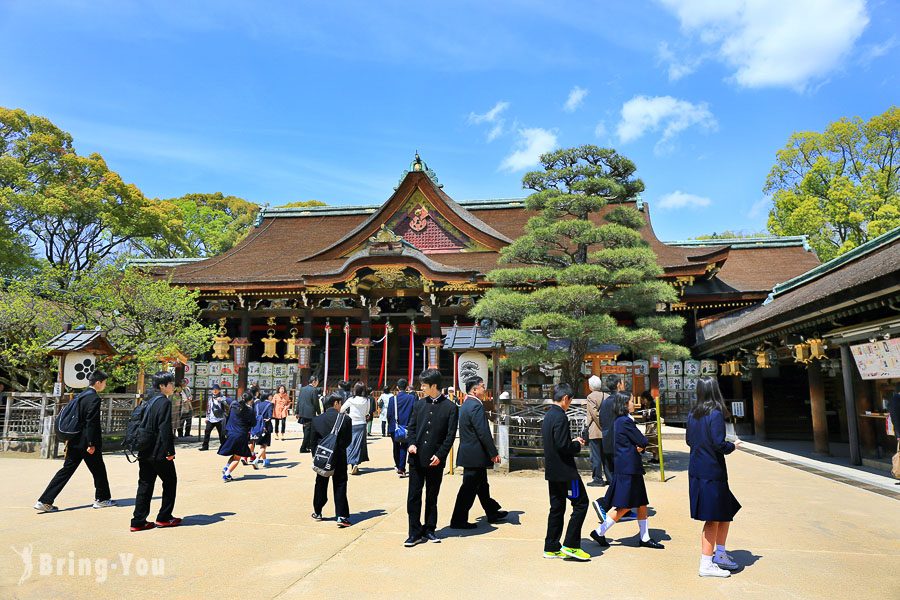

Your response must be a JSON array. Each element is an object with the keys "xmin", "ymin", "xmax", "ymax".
[
  {"xmin": 387, "ymin": 391, "xmax": 416, "ymax": 435},
  {"xmin": 613, "ymin": 415, "xmax": 649, "ymax": 476},
  {"xmin": 456, "ymin": 396, "xmax": 499, "ymax": 469},
  {"xmin": 542, "ymin": 404, "xmax": 582, "ymax": 481},
  {"xmin": 686, "ymin": 410, "xmax": 735, "ymax": 481},
  {"xmin": 310, "ymin": 408, "xmax": 353, "ymax": 466},
  {"xmin": 599, "ymin": 394, "xmax": 618, "ymax": 453}
]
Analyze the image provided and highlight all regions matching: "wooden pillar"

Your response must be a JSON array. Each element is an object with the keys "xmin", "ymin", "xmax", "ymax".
[
  {"xmin": 360, "ymin": 310, "xmax": 371, "ymax": 387},
  {"xmin": 236, "ymin": 313, "xmax": 250, "ymax": 396},
  {"xmin": 854, "ymin": 360, "xmax": 877, "ymax": 455},
  {"xmin": 839, "ymin": 345, "xmax": 862, "ymax": 465},
  {"xmin": 808, "ymin": 362, "xmax": 830, "ymax": 454},
  {"xmin": 510, "ymin": 369, "xmax": 519, "ymax": 399},
  {"xmin": 731, "ymin": 375, "xmax": 743, "ymax": 400},
  {"xmin": 751, "ymin": 369, "xmax": 766, "ymax": 441}
]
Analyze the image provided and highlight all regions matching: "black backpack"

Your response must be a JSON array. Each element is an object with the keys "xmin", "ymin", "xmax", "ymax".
[
  {"xmin": 56, "ymin": 389, "xmax": 92, "ymax": 442},
  {"xmin": 311, "ymin": 413, "xmax": 348, "ymax": 477},
  {"xmin": 123, "ymin": 394, "xmax": 161, "ymax": 463}
]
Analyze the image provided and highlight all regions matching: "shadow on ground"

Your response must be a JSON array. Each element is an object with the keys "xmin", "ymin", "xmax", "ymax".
[{"xmin": 182, "ymin": 512, "xmax": 236, "ymax": 527}]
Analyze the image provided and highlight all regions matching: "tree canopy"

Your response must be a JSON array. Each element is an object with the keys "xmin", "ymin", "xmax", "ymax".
[
  {"xmin": 765, "ymin": 106, "xmax": 900, "ymax": 261},
  {"xmin": 471, "ymin": 145, "xmax": 688, "ymax": 389},
  {"xmin": 281, "ymin": 199, "xmax": 327, "ymax": 208}
]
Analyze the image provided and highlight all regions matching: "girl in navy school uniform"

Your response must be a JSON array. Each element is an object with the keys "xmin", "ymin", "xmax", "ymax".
[
  {"xmin": 218, "ymin": 392, "xmax": 256, "ymax": 482},
  {"xmin": 590, "ymin": 392, "xmax": 664, "ymax": 550},
  {"xmin": 687, "ymin": 377, "xmax": 742, "ymax": 578}
]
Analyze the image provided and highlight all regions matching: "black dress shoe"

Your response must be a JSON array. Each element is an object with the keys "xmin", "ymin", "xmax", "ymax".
[
  {"xmin": 639, "ymin": 538, "xmax": 665, "ymax": 549},
  {"xmin": 586, "ymin": 480, "xmax": 603, "ymax": 487},
  {"xmin": 590, "ymin": 530, "xmax": 609, "ymax": 547},
  {"xmin": 449, "ymin": 522, "xmax": 478, "ymax": 530},
  {"xmin": 487, "ymin": 510, "xmax": 508, "ymax": 523}
]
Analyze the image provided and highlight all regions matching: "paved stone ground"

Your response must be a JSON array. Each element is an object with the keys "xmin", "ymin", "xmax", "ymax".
[{"xmin": 2, "ymin": 430, "xmax": 898, "ymax": 600}]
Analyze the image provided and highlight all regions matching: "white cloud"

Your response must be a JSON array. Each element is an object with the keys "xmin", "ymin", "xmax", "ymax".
[
  {"xmin": 468, "ymin": 101, "xmax": 510, "ymax": 124},
  {"xmin": 594, "ymin": 120, "xmax": 607, "ymax": 138},
  {"xmin": 747, "ymin": 196, "xmax": 771, "ymax": 219},
  {"xmin": 658, "ymin": 0, "xmax": 869, "ymax": 90},
  {"xmin": 563, "ymin": 86, "xmax": 589, "ymax": 112},
  {"xmin": 616, "ymin": 95, "xmax": 716, "ymax": 153},
  {"xmin": 499, "ymin": 128, "xmax": 558, "ymax": 172},
  {"xmin": 859, "ymin": 36, "xmax": 897, "ymax": 65},
  {"xmin": 657, "ymin": 41, "xmax": 705, "ymax": 81},
  {"xmin": 657, "ymin": 191, "xmax": 712, "ymax": 210}
]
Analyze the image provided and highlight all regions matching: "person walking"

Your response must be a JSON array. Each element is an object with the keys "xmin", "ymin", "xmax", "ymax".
[
  {"xmin": 388, "ymin": 379, "xmax": 416, "ymax": 477},
  {"xmin": 35, "ymin": 370, "xmax": 115, "ymax": 513},
  {"xmin": 450, "ymin": 376, "xmax": 507, "ymax": 529},
  {"xmin": 541, "ymin": 384, "xmax": 590, "ymax": 561},
  {"xmin": 130, "ymin": 371, "xmax": 180, "ymax": 531},
  {"xmin": 219, "ymin": 392, "xmax": 256, "ymax": 482},
  {"xmin": 688, "ymin": 377, "xmax": 742, "ymax": 577},
  {"xmin": 199, "ymin": 384, "xmax": 227, "ymax": 451},
  {"xmin": 378, "ymin": 387, "xmax": 393, "ymax": 437},
  {"xmin": 585, "ymin": 375, "xmax": 607, "ymax": 487},
  {"xmin": 404, "ymin": 369, "xmax": 459, "ymax": 547},
  {"xmin": 598, "ymin": 375, "xmax": 621, "ymax": 491},
  {"xmin": 342, "ymin": 383, "xmax": 371, "ymax": 475},
  {"xmin": 272, "ymin": 385, "xmax": 291, "ymax": 441},
  {"xmin": 175, "ymin": 385, "xmax": 193, "ymax": 439},
  {"xmin": 310, "ymin": 393, "xmax": 353, "ymax": 527},
  {"xmin": 590, "ymin": 392, "xmax": 664, "ymax": 550},
  {"xmin": 296, "ymin": 376, "xmax": 321, "ymax": 453},
  {"xmin": 250, "ymin": 393, "xmax": 274, "ymax": 468},
  {"xmin": 366, "ymin": 391, "xmax": 376, "ymax": 437}
]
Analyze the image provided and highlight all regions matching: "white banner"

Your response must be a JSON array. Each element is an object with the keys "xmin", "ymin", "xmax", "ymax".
[{"xmin": 850, "ymin": 338, "xmax": 900, "ymax": 380}]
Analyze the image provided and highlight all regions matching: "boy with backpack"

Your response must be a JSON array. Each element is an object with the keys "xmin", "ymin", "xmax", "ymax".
[
  {"xmin": 309, "ymin": 393, "xmax": 353, "ymax": 527},
  {"xmin": 129, "ymin": 371, "xmax": 180, "ymax": 532},
  {"xmin": 35, "ymin": 370, "xmax": 115, "ymax": 513}
]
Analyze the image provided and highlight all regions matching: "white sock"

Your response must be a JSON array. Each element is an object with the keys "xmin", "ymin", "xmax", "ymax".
[
  {"xmin": 596, "ymin": 515, "xmax": 615, "ymax": 535},
  {"xmin": 638, "ymin": 518, "xmax": 650, "ymax": 542},
  {"xmin": 715, "ymin": 544, "xmax": 727, "ymax": 556},
  {"xmin": 700, "ymin": 554, "xmax": 713, "ymax": 568}
]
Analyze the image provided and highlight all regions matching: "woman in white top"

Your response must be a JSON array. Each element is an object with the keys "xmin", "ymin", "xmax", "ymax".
[
  {"xmin": 378, "ymin": 387, "xmax": 393, "ymax": 437},
  {"xmin": 342, "ymin": 382, "xmax": 371, "ymax": 474}
]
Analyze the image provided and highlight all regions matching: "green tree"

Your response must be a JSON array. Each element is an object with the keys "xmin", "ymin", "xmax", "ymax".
[
  {"xmin": 0, "ymin": 107, "xmax": 181, "ymax": 283},
  {"xmin": 765, "ymin": 106, "xmax": 900, "ymax": 261},
  {"xmin": 0, "ymin": 219, "xmax": 37, "ymax": 278},
  {"xmin": 131, "ymin": 192, "xmax": 259, "ymax": 258},
  {"xmin": 471, "ymin": 145, "xmax": 688, "ymax": 389},
  {"xmin": 281, "ymin": 200, "xmax": 327, "ymax": 208}
]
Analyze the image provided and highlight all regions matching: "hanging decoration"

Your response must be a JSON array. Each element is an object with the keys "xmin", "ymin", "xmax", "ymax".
[
  {"xmin": 283, "ymin": 317, "xmax": 300, "ymax": 359},
  {"xmin": 323, "ymin": 318, "xmax": 331, "ymax": 393},
  {"xmin": 212, "ymin": 318, "xmax": 232, "ymax": 360},
  {"xmin": 343, "ymin": 319, "xmax": 351, "ymax": 381},
  {"xmin": 261, "ymin": 317, "xmax": 280, "ymax": 358},
  {"xmin": 424, "ymin": 337, "xmax": 442, "ymax": 369},
  {"xmin": 378, "ymin": 320, "xmax": 393, "ymax": 388},
  {"xmin": 353, "ymin": 337, "xmax": 373, "ymax": 370},
  {"xmin": 295, "ymin": 337, "xmax": 314, "ymax": 369},
  {"xmin": 231, "ymin": 337, "xmax": 251, "ymax": 370},
  {"xmin": 408, "ymin": 321, "xmax": 416, "ymax": 385}
]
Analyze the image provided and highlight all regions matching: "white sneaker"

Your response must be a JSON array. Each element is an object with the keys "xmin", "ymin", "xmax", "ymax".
[
  {"xmin": 34, "ymin": 501, "xmax": 58, "ymax": 513},
  {"xmin": 92, "ymin": 499, "xmax": 117, "ymax": 509},
  {"xmin": 699, "ymin": 562, "xmax": 731, "ymax": 578}
]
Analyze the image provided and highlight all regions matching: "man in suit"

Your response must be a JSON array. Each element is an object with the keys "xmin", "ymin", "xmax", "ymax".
[
  {"xmin": 450, "ymin": 376, "xmax": 508, "ymax": 529},
  {"xmin": 35, "ymin": 370, "xmax": 115, "ymax": 513},
  {"xmin": 387, "ymin": 378, "xmax": 416, "ymax": 477},
  {"xmin": 309, "ymin": 393, "xmax": 354, "ymax": 527},
  {"xmin": 542, "ymin": 383, "xmax": 590, "ymax": 561},
  {"xmin": 404, "ymin": 368, "xmax": 459, "ymax": 547},
  {"xmin": 130, "ymin": 371, "xmax": 180, "ymax": 532},
  {"xmin": 296, "ymin": 376, "xmax": 321, "ymax": 453},
  {"xmin": 598, "ymin": 374, "xmax": 623, "ymax": 488}
]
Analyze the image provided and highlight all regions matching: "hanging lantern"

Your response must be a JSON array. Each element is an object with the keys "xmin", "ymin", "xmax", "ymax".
[
  {"xmin": 295, "ymin": 338, "xmax": 314, "ymax": 369},
  {"xmin": 352, "ymin": 338, "xmax": 372, "ymax": 370},
  {"xmin": 212, "ymin": 318, "xmax": 231, "ymax": 360},
  {"xmin": 283, "ymin": 327, "xmax": 300, "ymax": 360},
  {"xmin": 231, "ymin": 337, "xmax": 251, "ymax": 370},
  {"xmin": 793, "ymin": 343, "xmax": 811, "ymax": 364},
  {"xmin": 727, "ymin": 359, "xmax": 742, "ymax": 376},
  {"xmin": 755, "ymin": 347, "xmax": 771, "ymax": 369},
  {"xmin": 720, "ymin": 361, "xmax": 730, "ymax": 376},
  {"xmin": 808, "ymin": 338, "xmax": 827, "ymax": 360},
  {"xmin": 262, "ymin": 317, "xmax": 279, "ymax": 359},
  {"xmin": 424, "ymin": 337, "xmax": 442, "ymax": 369}
]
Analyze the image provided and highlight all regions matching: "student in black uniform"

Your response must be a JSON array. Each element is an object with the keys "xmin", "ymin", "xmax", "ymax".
[
  {"xmin": 542, "ymin": 384, "xmax": 590, "ymax": 562},
  {"xmin": 590, "ymin": 392, "xmax": 664, "ymax": 550},
  {"xmin": 687, "ymin": 377, "xmax": 742, "ymax": 578},
  {"xmin": 404, "ymin": 368, "xmax": 459, "ymax": 547},
  {"xmin": 309, "ymin": 393, "xmax": 353, "ymax": 527}
]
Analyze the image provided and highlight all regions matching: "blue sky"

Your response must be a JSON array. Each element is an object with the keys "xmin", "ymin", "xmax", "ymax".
[{"xmin": 1, "ymin": 0, "xmax": 898, "ymax": 240}]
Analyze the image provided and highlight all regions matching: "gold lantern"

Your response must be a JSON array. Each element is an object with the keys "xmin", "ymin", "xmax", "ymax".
[
  {"xmin": 283, "ymin": 327, "xmax": 299, "ymax": 360},
  {"xmin": 212, "ymin": 318, "xmax": 231, "ymax": 360},
  {"xmin": 720, "ymin": 361, "xmax": 731, "ymax": 376},
  {"xmin": 755, "ymin": 349, "xmax": 771, "ymax": 369},
  {"xmin": 424, "ymin": 337, "xmax": 442, "ymax": 369},
  {"xmin": 793, "ymin": 343, "xmax": 811, "ymax": 363},
  {"xmin": 808, "ymin": 338, "xmax": 827, "ymax": 360},
  {"xmin": 231, "ymin": 337, "xmax": 251, "ymax": 370},
  {"xmin": 296, "ymin": 338, "xmax": 314, "ymax": 369},
  {"xmin": 728, "ymin": 359, "xmax": 742, "ymax": 376},
  {"xmin": 352, "ymin": 338, "xmax": 372, "ymax": 370},
  {"xmin": 262, "ymin": 317, "xmax": 279, "ymax": 359}
]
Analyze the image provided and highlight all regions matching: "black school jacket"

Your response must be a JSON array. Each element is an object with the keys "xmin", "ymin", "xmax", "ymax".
[
  {"xmin": 542, "ymin": 404, "xmax": 582, "ymax": 482},
  {"xmin": 456, "ymin": 396, "xmax": 498, "ymax": 469},
  {"xmin": 407, "ymin": 395, "xmax": 459, "ymax": 468},
  {"xmin": 71, "ymin": 388, "xmax": 103, "ymax": 450},
  {"xmin": 138, "ymin": 392, "xmax": 176, "ymax": 461},
  {"xmin": 310, "ymin": 408, "xmax": 353, "ymax": 467}
]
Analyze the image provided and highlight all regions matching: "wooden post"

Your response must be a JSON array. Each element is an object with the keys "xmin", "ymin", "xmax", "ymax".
[
  {"xmin": 808, "ymin": 362, "xmax": 830, "ymax": 454},
  {"xmin": 511, "ymin": 369, "xmax": 519, "ymax": 399},
  {"xmin": 105, "ymin": 396, "xmax": 113, "ymax": 431},
  {"xmin": 2, "ymin": 393, "xmax": 11, "ymax": 440},
  {"xmin": 839, "ymin": 345, "xmax": 861, "ymax": 465},
  {"xmin": 751, "ymin": 369, "xmax": 766, "ymax": 441}
]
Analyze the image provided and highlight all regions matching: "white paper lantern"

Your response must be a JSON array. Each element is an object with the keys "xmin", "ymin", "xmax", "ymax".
[
  {"xmin": 457, "ymin": 351, "xmax": 489, "ymax": 389},
  {"xmin": 63, "ymin": 352, "xmax": 97, "ymax": 388}
]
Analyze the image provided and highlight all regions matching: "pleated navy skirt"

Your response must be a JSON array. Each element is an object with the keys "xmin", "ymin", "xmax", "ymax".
[
  {"xmin": 606, "ymin": 473, "xmax": 649, "ymax": 509},
  {"xmin": 218, "ymin": 432, "xmax": 251, "ymax": 458},
  {"xmin": 689, "ymin": 477, "xmax": 741, "ymax": 521}
]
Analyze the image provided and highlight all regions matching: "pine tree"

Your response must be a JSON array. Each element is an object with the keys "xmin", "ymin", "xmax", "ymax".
[{"xmin": 471, "ymin": 145, "xmax": 689, "ymax": 389}]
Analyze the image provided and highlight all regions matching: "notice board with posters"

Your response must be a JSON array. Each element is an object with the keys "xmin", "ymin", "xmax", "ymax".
[{"xmin": 850, "ymin": 338, "xmax": 900, "ymax": 379}]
